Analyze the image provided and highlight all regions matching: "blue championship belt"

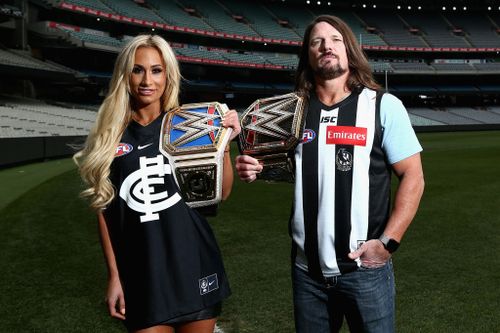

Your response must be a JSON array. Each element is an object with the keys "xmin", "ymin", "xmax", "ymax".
[
  {"xmin": 238, "ymin": 93, "xmax": 305, "ymax": 182},
  {"xmin": 160, "ymin": 102, "xmax": 233, "ymax": 208}
]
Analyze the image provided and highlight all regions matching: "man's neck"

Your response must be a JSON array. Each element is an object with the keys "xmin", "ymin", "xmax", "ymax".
[{"xmin": 314, "ymin": 75, "xmax": 351, "ymax": 107}]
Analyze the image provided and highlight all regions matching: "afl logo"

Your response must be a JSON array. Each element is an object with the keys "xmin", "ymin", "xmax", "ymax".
[
  {"xmin": 302, "ymin": 129, "xmax": 316, "ymax": 144},
  {"xmin": 115, "ymin": 143, "xmax": 133, "ymax": 157}
]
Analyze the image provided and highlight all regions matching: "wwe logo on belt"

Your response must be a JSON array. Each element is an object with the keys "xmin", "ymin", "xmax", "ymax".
[
  {"xmin": 171, "ymin": 110, "xmax": 221, "ymax": 147},
  {"xmin": 244, "ymin": 97, "xmax": 296, "ymax": 140},
  {"xmin": 119, "ymin": 154, "xmax": 182, "ymax": 222}
]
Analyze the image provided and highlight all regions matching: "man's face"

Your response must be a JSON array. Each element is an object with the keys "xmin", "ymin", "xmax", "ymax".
[{"xmin": 308, "ymin": 21, "xmax": 349, "ymax": 81}]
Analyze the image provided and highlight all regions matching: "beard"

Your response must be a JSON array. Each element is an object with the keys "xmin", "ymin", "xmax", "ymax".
[{"xmin": 314, "ymin": 62, "xmax": 347, "ymax": 80}]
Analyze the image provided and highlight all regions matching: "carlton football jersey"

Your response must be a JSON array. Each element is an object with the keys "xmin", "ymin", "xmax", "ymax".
[
  {"xmin": 292, "ymin": 88, "xmax": 421, "ymax": 279},
  {"xmin": 104, "ymin": 113, "xmax": 230, "ymax": 330}
]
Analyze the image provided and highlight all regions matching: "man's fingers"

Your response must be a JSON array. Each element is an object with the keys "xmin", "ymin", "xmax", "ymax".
[
  {"xmin": 348, "ymin": 245, "xmax": 365, "ymax": 260},
  {"xmin": 236, "ymin": 155, "xmax": 262, "ymax": 172}
]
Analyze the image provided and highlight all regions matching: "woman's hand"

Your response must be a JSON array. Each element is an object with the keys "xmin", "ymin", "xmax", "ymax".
[
  {"xmin": 222, "ymin": 110, "xmax": 241, "ymax": 141},
  {"xmin": 106, "ymin": 276, "xmax": 126, "ymax": 320}
]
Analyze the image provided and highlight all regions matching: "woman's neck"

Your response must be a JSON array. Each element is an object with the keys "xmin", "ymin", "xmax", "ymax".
[{"xmin": 132, "ymin": 103, "xmax": 161, "ymax": 126}]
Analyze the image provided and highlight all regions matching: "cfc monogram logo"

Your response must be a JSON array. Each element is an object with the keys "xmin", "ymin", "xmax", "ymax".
[{"xmin": 119, "ymin": 154, "xmax": 182, "ymax": 222}]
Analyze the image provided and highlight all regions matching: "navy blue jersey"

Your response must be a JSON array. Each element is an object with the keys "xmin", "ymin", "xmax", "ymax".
[{"xmin": 104, "ymin": 113, "xmax": 230, "ymax": 330}]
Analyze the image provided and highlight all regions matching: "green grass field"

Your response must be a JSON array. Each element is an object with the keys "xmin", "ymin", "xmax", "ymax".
[{"xmin": 0, "ymin": 131, "xmax": 499, "ymax": 332}]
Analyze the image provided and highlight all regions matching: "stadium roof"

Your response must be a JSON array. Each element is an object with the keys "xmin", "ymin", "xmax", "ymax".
[{"xmin": 277, "ymin": 0, "xmax": 500, "ymax": 11}]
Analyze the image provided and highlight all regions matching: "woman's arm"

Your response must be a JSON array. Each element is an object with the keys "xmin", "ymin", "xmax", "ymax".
[
  {"xmin": 221, "ymin": 110, "xmax": 241, "ymax": 200},
  {"xmin": 97, "ymin": 212, "xmax": 126, "ymax": 320},
  {"xmin": 221, "ymin": 146, "xmax": 234, "ymax": 200}
]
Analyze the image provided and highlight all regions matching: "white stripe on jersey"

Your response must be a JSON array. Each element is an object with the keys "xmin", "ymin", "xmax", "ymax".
[
  {"xmin": 317, "ymin": 108, "xmax": 340, "ymax": 274},
  {"xmin": 349, "ymin": 89, "xmax": 376, "ymax": 260},
  {"xmin": 293, "ymin": 143, "xmax": 305, "ymax": 258}
]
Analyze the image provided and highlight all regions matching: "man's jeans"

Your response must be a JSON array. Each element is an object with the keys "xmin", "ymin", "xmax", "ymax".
[{"xmin": 292, "ymin": 261, "xmax": 395, "ymax": 333}]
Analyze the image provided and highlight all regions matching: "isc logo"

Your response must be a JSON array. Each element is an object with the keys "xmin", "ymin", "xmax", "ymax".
[{"xmin": 320, "ymin": 116, "xmax": 338, "ymax": 123}]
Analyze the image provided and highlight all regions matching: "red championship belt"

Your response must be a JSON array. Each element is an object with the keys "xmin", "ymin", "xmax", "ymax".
[{"xmin": 239, "ymin": 93, "xmax": 305, "ymax": 182}]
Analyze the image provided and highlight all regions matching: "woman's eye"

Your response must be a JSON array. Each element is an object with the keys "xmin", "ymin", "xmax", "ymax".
[
  {"xmin": 152, "ymin": 68, "xmax": 163, "ymax": 74},
  {"xmin": 132, "ymin": 67, "xmax": 143, "ymax": 74}
]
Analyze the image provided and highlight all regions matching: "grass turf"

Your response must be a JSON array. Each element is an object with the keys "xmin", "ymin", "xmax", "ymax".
[{"xmin": 0, "ymin": 131, "xmax": 499, "ymax": 332}]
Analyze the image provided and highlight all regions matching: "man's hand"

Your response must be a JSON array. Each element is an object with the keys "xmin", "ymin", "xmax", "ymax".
[
  {"xmin": 235, "ymin": 155, "xmax": 263, "ymax": 183},
  {"xmin": 348, "ymin": 239, "xmax": 391, "ymax": 269}
]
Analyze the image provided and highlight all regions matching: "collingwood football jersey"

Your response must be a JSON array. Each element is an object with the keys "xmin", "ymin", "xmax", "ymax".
[
  {"xmin": 104, "ymin": 113, "xmax": 230, "ymax": 330},
  {"xmin": 292, "ymin": 87, "xmax": 419, "ymax": 279}
]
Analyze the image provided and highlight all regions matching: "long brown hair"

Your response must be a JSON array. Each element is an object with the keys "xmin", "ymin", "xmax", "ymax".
[{"xmin": 295, "ymin": 15, "xmax": 380, "ymax": 99}]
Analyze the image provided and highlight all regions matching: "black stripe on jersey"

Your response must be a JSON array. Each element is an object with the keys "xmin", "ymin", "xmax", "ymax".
[
  {"xmin": 368, "ymin": 91, "xmax": 392, "ymax": 239},
  {"xmin": 334, "ymin": 97, "xmax": 358, "ymax": 274},
  {"xmin": 301, "ymin": 97, "xmax": 323, "ymax": 280}
]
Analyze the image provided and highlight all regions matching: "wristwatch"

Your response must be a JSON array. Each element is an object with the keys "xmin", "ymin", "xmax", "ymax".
[{"xmin": 379, "ymin": 234, "xmax": 400, "ymax": 253}]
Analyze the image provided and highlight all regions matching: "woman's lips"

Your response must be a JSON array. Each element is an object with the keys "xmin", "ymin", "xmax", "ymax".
[{"xmin": 138, "ymin": 88, "xmax": 155, "ymax": 95}]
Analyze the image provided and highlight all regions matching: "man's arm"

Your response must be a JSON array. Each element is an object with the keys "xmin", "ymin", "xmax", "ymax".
[
  {"xmin": 348, "ymin": 152, "xmax": 424, "ymax": 267},
  {"xmin": 383, "ymin": 153, "xmax": 425, "ymax": 242}
]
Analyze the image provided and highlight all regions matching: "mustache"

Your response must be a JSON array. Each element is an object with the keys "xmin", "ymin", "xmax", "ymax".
[{"xmin": 320, "ymin": 52, "xmax": 338, "ymax": 60}]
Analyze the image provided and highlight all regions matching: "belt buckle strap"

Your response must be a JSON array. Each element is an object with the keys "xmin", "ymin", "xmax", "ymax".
[{"xmin": 324, "ymin": 276, "xmax": 337, "ymax": 288}]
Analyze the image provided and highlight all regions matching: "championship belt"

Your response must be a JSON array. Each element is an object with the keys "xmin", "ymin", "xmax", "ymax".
[
  {"xmin": 160, "ymin": 102, "xmax": 232, "ymax": 208},
  {"xmin": 239, "ymin": 92, "xmax": 305, "ymax": 182}
]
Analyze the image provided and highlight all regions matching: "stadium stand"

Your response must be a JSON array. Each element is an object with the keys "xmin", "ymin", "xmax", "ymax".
[
  {"xmin": 264, "ymin": 1, "xmax": 315, "ymax": 39},
  {"xmin": 431, "ymin": 62, "xmax": 476, "ymax": 72},
  {"xmin": 62, "ymin": 0, "xmax": 115, "ymax": 13},
  {"xmin": 174, "ymin": 0, "xmax": 258, "ymax": 36},
  {"xmin": 99, "ymin": 0, "xmax": 165, "ymax": 22},
  {"xmin": 407, "ymin": 112, "xmax": 446, "ymax": 126},
  {"xmin": 398, "ymin": 11, "xmax": 471, "ymax": 48},
  {"xmin": 0, "ymin": 98, "xmax": 96, "ymax": 138},
  {"xmin": 0, "ymin": 48, "xmax": 76, "ymax": 74},
  {"xmin": 408, "ymin": 107, "xmax": 484, "ymax": 125},
  {"xmin": 489, "ymin": 106, "xmax": 500, "ymax": 116},
  {"xmin": 219, "ymin": 0, "xmax": 302, "ymax": 41},
  {"xmin": 309, "ymin": 8, "xmax": 387, "ymax": 46},
  {"xmin": 445, "ymin": 12, "xmax": 500, "ymax": 48},
  {"xmin": 389, "ymin": 62, "xmax": 435, "ymax": 73},
  {"xmin": 355, "ymin": 10, "xmax": 428, "ymax": 47},
  {"xmin": 0, "ymin": 0, "xmax": 498, "ymax": 146},
  {"xmin": 150, "ymin": 0, "xmax": 214, "ymax": 31},
  {"xmin": 447, "ymin": 107, "xmax": 500, "ymax": 124}
]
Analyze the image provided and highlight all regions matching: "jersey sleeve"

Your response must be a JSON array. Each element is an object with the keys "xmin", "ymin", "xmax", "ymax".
[{"xmin": 380, "ymin": 93, "xmax": 423, "ymax": 164}]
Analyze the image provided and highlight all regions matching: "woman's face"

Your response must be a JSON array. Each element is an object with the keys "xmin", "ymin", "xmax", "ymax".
[{"xmin": 129, "ymin": 46, "xmax": 166, "ymax": 110}]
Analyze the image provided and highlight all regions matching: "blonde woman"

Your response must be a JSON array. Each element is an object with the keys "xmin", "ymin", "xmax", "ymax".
[{"xmin": 74, "ymin": 35, "xmax": 239, "ymax": 333}]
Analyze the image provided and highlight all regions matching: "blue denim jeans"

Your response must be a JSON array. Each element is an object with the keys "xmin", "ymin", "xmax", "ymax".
[{"xmin": 292, "ymin": 261, "xmax": 395, "ymax": 333}]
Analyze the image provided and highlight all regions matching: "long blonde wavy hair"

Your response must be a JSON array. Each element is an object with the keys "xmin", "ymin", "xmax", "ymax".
[{"xmin": 73, "ymin": 35, "xmax": 181, "ymax": 211}]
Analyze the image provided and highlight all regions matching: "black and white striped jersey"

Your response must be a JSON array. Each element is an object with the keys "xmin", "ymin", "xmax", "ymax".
[{"xmin": 291, "ymin": 88, "xmax": 422, "ymax": 278}]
